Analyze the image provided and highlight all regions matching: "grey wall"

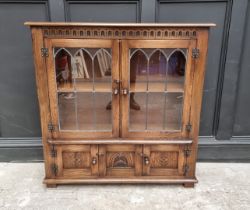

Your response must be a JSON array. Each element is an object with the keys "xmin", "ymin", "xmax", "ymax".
[{"xmin": 0, "ymin": 0, "xmax": 250, "ymax": 162}]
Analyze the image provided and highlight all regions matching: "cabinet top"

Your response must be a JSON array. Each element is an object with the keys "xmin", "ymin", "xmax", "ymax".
[{"xmin": 24, "ymin": 22, "xmax": 215, "ymax": 27}]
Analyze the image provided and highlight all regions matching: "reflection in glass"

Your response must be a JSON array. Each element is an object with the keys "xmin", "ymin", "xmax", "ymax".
[
  {"xmin": 95, "ymin": 93, "xmax": 112, "ymax": 130},
  {"xmin": 58, "ymin": 92, "xmax": 77, "ymax": 130},
  {"xmin": 164, "ymin": 93, "xmax": 183, "ymax": 130},
  {"xmin": 55, "ymin": 49, "xmax": 73, "ymax": 88},
  {"xmin": 130, "ymin": 50, "xmax": 148, "ymax": 92},
  {"xmin": 147, "ymin": 93, "xmax": 165, "ymax": 130},
  {"xmin": 167, "ymin": 50, "xmax": 186, "ymax": 92},
  {"xmin": 77, "ymin": 92, "xmax": 94, "ymax": 130},
  {"xmin": 129, "ymin": 48, "xmax": 187, "ymax": 131},
  {"xmin": 129, "ymin": 93, "xmax": 146, "ymax": 130},
  {"xmin": 148, "ymin": 50, "xmax": 167, "ymax": 92},
  {"xmin": 54, "ymin": 48, "xmax": 112, "ymax": 131}
]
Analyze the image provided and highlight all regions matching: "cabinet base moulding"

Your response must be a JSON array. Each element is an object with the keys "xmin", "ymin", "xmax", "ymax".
[{"xmin": 44, "ymin": 177, "xmax": 198, "ymax": 186}]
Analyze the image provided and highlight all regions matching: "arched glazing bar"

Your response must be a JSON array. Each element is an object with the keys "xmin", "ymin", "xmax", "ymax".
[
  {"xmin": 167, "ymin": 48, "xmax": 187, "ymax": 61},
  {"xmin": 54, "ymin": 47, "xmax": 112, "ymax": 131},
  {"xmin": 54, "ymin": 48, "xmax": 78, "ymax": 130},
  {"xmin": 130, "ymin": 48, "xmax": 186, "ymax": 61},
  {"xmin": 129, "ymin": 47, "xmax": 187, "ymax": 131}
]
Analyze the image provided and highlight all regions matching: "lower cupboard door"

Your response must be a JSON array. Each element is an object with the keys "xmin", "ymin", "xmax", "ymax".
[
  {"xmin": 142, "ymin": 145, "xmax": 186, "ymax": 176},
  {"xmin": 55, "ymin": 145, "xmax": 99, "ymax": 178},
  {"xmin": 99, "ymin": 145, "xmax": 142, "ymax": 177}
]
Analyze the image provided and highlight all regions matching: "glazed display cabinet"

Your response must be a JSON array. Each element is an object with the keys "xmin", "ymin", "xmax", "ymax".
[{"xmin": 25, "ymin": 22, "xmax": 214, "ymax": 187}]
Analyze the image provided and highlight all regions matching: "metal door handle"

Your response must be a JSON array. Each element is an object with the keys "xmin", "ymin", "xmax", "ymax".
[
  {"xmin": 114, "ymin": 79, "xmax": 120, "ymax": 84},
  {"xmin": 92, "ymin": 157, "xmax": 97, "ymax": 165},
  {"xmin": 121, "ymin": 88, "xmax": 129, "ymax": 95},
  {"xmin": 113, "ymin": 88, "xmax": 119, "ymax": 95},
  {"xmin": 144, "ymin": 157, "xmax": 150, "ymax": 165}
]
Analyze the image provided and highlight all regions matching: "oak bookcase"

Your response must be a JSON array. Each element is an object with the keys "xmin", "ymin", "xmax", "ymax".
[{"xmin": 25, "ymin": 22, "xmax": 214, "ymax": 187}]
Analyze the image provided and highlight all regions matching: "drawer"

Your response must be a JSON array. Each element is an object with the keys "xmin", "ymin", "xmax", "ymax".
[{"xmin": 54, "ymin": 145, "xmax": 98, "ymax": 178}]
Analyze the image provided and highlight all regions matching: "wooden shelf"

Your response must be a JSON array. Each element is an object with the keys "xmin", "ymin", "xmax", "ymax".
[
  {"xmin": 57, "ymin": 75, "xmax": 184, "ymax": 93},
  {"xmin": 130, "ymin": 75, "xmax": 184, "ymax": 93},
  {"xmin": 130, "ymin": 82, "xmax": 183, "ymax": 93},
  {"xmin": 57, "ymin": 81, "xmax": 111, "ymax": 93},
  {"xmin": 129, "ymin": 124, "xmax": 181, "ymax": 131},
  {"xmin": 58, "ymin": 81, "xmax": 183, "ymax": 93}
]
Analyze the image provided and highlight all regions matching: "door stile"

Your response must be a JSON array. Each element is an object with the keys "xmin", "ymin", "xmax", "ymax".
[
  {"xmin": 45, "ymin": 38, "xmax": 59, "ymax": 139},
  {"xmin": 112, "ymin": 40, "xmax": 120, "ymax": 137},
  {"xmin": 121, "ymin": 40, "xmax": 130, "ymax": 137},
  {"xmin": 180, "ymin": 40, "xmax": 197, "ymax": 139}
]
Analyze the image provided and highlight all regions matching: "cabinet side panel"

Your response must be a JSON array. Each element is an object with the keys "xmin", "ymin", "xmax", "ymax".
[
  {"xmin": 189, "ymin": 29, "xmax": 209, "ymax": 177},
  {"xmin": 31, "ymin": 27, "xmax": 52, "ymax": 178}
]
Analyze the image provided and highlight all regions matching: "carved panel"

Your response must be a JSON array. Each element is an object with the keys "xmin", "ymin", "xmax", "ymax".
[
  {"xmin": 107, "ymin": 152, "xmax": 134, "ymax": 168},
  {"xmin": 42, "ymin": 27, "xmax": 197, "ymax": 40},
  {"xmin": 150, "ymin": 152, "xmax": 178, "ymax": 169},
  {"xmin": 62, "ymin": 151, "xmax": 90, "ymax": 169}
]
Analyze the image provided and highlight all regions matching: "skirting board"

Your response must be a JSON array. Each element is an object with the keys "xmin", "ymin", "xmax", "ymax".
[{"xmin": 0, "ymin": 137, "xmax": 250, "ymax": 162}]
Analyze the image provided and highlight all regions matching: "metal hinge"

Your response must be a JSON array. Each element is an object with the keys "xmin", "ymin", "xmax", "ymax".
[
  {"xmin": 41, "ymin": 48, "xmax": 48, "ymax": 57},
  {"xmin": 184, "ymin": 148, "xmax": 191, "ymax": 157},
  {"xmin": 48, "ymin": 123, "xmax": 55, "ymax": 132},
  {"xmin": 192, "ymin": 48, "xmax": 199, "ymax": 58},
  {"xmin": 186, "ymin": 123, "xmax": 192, "ymax": 132},
  {"xmin": 183, "ymin": 164, "xmax": 190, "ymax": 176},
  {"xmin": 51, "ymin": 145, "xmax": 57, "ymax": 158},
  {"xmin": 51, "ymin": 163, "xmax": 58, "ymax": 176}
]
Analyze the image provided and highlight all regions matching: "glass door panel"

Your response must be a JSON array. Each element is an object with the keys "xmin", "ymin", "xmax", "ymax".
[
  {"xmin": 122, "ymin": 40, "xmax": 195, "ymax": 138},
  {"xmin": 129, "ymin": 48, "xmax": 186, "ymax": 131},
  {"xmin": 46, "ymin": 39, "xmax": 119, "ymax": 139},
  {"xmin": 55, "ymin": 48, "xmax": 112, "ymax": 131}
]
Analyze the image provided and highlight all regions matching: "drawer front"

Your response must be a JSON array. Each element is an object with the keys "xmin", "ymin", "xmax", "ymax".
[
  {"xmin": 142, "ymin": 145, "xmax": 186, "ymax": 176},
  {"xmin": 55, "ymin": 145, "xmax": 98, "ymax": 178},
  {"xmin": 99, "ymin": 145, "xmax": 142, "ymax": 177}
]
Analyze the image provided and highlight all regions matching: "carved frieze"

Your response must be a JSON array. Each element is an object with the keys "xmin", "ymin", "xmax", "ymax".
[{"xmin": 42, "ymin": 27, "xmax": 197, "ymax": 40}]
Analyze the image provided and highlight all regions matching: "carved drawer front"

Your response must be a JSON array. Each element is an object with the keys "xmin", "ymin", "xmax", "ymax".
[
  {"xmin": 55, "ymin": 145, "xmax": 98, "ymax": 178},
  {"xmin": 99, "ymin": 145, "xmax": 142, "ymax": 177},
  {"xmin": 142, "ymin": 145, "xmax": 186, "ymax": 176}
]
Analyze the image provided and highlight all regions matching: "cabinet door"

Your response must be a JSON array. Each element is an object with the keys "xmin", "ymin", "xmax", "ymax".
[
  {"xmin": 142, "ymin": 145, "xmax": 185, "ymax": 176},
  {"xmin": 55, "ymin": 145, "xmax": 99, "ymax": 178},
  {"xmin": 99, "ymin": 145, "xmax": 142, "ymax": 177},
  {"xmin": 45, "ymin": 39, "xmax": 119, "ymax": 139},
  {"xmin": 121, "ymin": 40, "xmax": 196, "ymax": 138}
]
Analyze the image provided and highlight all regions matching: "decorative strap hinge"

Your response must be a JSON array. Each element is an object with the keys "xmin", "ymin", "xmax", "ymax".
[
  {"xmin": 183, "ymin": 164, "xmax": 190, "ymax": 176},
  {"xmin": 41, "ymin": 47, "xmax": 49, "ymax": 57},
  {"xmin": 184, "ymin": 148, "xmax": 192, "ymax": 157},
  {"xmin": 185, "ymin": 123, "xmax": 192, "ymax": 132},
  {"xmin": 192, "ymin": 48, "xmax": 199, "ymax": 58},
  {"xmin": 51, "ymin": 163, "xmax": 58, "ymax": 176},
  {"xmin": 51, "ymin": 145, "xmax": 57, "ymax": 158},
  {"xmin": 48, "ymin": 122, "xmax": 55, "ymax": 132}
]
